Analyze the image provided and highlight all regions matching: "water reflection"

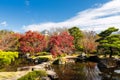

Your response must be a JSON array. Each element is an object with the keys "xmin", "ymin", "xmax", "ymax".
[
  {"xmin": 84, "ymin": 62, "xmax": 101, "ymax": 80},
  {"xmin": 51, "ymin": 62, "xmax": 120, "ymax": 80},
  {"xmin": 51, "ymin": 62, "xmax": 101, "ymax": 80}
]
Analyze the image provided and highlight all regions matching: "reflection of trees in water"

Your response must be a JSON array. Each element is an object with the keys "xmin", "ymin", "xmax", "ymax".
[
  {"xmin": 51, "ymin": 62, "xmax": 102, "ymax": 80},
  {"xmin": 51, "ymin": 61, "xmax": 120, "ymax": 80},
  {"xmin": 84, "ymin": 62, "xmax": 101, "ymax": 80},
  {"xmin": 52, "ymin": 63, "xmax": 86, "ymax": 80}
]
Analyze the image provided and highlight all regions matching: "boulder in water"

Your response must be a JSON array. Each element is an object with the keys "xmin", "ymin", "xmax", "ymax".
[{"xmin": 47, "ymin": 70, "xmax": 58, "ymax": 80}]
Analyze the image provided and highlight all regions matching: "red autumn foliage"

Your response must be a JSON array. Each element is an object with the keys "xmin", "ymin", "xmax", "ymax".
[
  {"xmin": 19, "ymin": 31, "xmax": 46, "ymax": 55},
  {"xmin": 49, "ymin": 32, "xmax": 74, "ymax": 57},
  {"xmin": 0, "ymin": 33, "xmax": 21, "ymax": 51}
]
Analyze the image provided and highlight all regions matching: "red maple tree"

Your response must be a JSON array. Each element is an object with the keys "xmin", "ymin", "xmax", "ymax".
[
  {"xmin": 49, "ymin": 32, "xmax": 74, "ymax": 57},
  {"xmin": 19, "ymin": 31, "xmax": 46, "ymax": 55}
]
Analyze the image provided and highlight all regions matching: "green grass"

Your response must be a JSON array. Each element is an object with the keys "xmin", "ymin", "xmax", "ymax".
[
  {"xmin": 18, "ymin": 70, "xmax": 47, "ymax": 80},
  {"xmin": 31, "ymin": 55, "xmax": 53, "ymax": 60}
]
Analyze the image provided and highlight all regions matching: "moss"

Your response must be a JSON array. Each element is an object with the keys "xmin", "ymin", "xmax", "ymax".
[
  {"xmin": 31, "ymin": 55, "xmax": 53, "ymax": 60},
  {"xmin": 37, "ymin": 52, "xmax": 49, "ymax": 56},
  {"xmin": 18, "ymin": 70, "xmax": 47, "ymax": 80},
  {"xmin": 38, "ymin": 55, "xmax": 53, "ymax": 60}
]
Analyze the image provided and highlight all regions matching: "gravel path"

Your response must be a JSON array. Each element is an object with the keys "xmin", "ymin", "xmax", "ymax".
[{"xmin": 0, "ymin": 71, "xmax": 29, "ymax": 80}]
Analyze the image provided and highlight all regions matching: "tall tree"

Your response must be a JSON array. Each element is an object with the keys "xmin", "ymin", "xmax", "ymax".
[
  {"xmin": 49, "ymin": 32, "xmax": 74, "ymax": 57},
  {"xmin": 19, "ymin": 31, "xmax": 46, "ymax": 56},
  {"xmin": 81, "ymin": 31, "xmax": 98, "ymax": 54},
  {"xmin": 68, "ymin": 27, "xmax": 83, "ymax": 50},
  {"xmin": 96, "ymin": 27, "xmax": 120, "ymax": 58},
  {"xmin": 0, "ymin": 30, "xmax": 20, "ymax": 51}
]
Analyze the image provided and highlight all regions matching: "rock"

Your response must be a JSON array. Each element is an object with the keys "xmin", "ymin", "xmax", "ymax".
[
  {"xmin": 114, "ymin": 70, "xmax": 120, "ymax": 74},
  {"xmin": 32, "ymin": 62, "xmax": 50, "ymax": 71},
  {"xmin": 17, "ymin": 66, "xmax": 32, "ymax": 71},
  {"xmin": 97, "ymin": 58, "xmax": 117, "ymax": 74},
  {"xmin": 116, "ymin": 59, "xmax": 120, "ymax": 67},
  {"xmin": 67, "ymin": 59, "xmax": 75, "ymax": 63},
  {"xmin": 32, "ymin": 65, "xmax": 45, "ymax": 71},
  {"xmin": 97, "ymin": 62, "xmax": 107, "ymax": 72},
  {"xmin": 34, "ymin": 57, "xmax": 49, "ymax": 64},
  {"xmin": 52, "ymin": 58, "xmax": 62, "ymax": 65},
  {"xmin": 47, "ymin": 70, "xmax": 58, "ymax": 80},
  {"xmin": 41, "ymin": 77, "xmax": 51, "ymax": 80},
  {"xmin": 75, "ymin": 55, "xmax": 87, "ymax": 62}
]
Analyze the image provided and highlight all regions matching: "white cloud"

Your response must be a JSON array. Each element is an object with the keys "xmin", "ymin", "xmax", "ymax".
[
  {"xmin": 0, "ymin": 21, "xmax": 7, "ymax": 26},
  {"xmin": 23, "ymin": 0, "xmax": 120, "ymax": 32}
]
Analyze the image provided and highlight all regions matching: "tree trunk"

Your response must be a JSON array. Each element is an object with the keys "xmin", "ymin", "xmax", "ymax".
[{"xmin": 109, "ymin": 47, "xmax": 113, "ymax": 58}]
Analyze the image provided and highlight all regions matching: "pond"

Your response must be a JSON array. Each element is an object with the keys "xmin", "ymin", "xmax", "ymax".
[
  {"xmin": 50, "ymin": 62, "xmax": 120, "ymax": 80},
  {"xmin": 1, "ymin": 57, "xmax": 120, "ymax": 80}
]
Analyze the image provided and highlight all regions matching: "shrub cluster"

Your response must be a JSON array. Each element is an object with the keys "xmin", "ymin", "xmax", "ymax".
[{"xmin": 0, "ymin": 51, "xmax": 18, "ymax": 65}]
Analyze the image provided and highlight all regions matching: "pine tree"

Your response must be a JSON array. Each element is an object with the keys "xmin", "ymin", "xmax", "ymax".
[{"xmin": 96, "ymin": 27, "xmax": 120, "ymax": 58}]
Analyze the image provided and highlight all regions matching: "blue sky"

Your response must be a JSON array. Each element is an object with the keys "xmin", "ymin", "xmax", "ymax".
[{"xmin": 0, "ymin": 0, "xmax": 120, "ymax": 32}]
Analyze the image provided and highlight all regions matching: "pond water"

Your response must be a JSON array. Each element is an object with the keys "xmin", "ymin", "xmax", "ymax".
[
  {"xmin": 50, "ymin": 62, "xmax": 120, "ymax": 80},
  {"xmin": 1, "ymin": 58, "xmax": 120, "ymax": 80}
]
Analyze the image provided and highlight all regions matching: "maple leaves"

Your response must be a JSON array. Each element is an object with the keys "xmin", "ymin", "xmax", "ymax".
[
  {"xmin": 0, "ymin": 28, "xmax": 100, "ymax": 57},
  {"xmin": 49, "ymin": 32, "xmax": 74, "ymax": 57},
  {"xmin": 19, "ymin": 31, "xmax": 46, "ymax": 55},
  {"xmin": 0, "ymin": 32, "xmax": 21, "ymax": 51}
]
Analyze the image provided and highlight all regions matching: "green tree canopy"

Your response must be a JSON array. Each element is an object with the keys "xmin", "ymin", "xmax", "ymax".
[
  {"xmin": 96, "ymin": 27, "xmax": 120, "ymax": 58},
  {"xmin": 68, "ymin": 27, "xmax": 83, "ymax": 50}
]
